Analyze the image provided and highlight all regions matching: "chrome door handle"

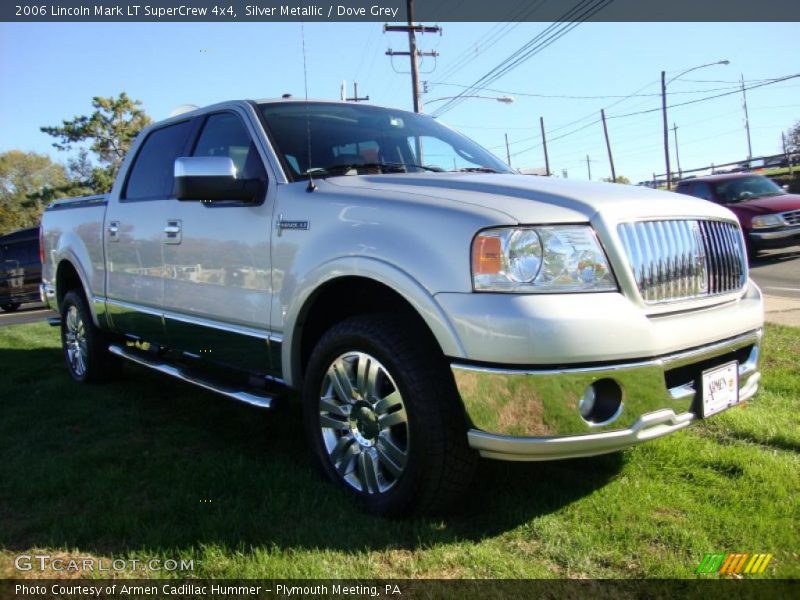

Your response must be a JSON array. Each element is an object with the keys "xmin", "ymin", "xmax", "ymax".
[
  {"xmin": 108, "ymin": 221, "xmax": 120, "ymax": 242},
  {"xmin": 163, "ymin": 220, "xmax": 182, "ymax": 244}
]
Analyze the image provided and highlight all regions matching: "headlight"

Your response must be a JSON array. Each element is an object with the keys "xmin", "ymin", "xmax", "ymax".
[
  {"xmin": 751, "ymin": 214, "xmax": 785, "ymax": 229},
  {"xmin": 472, "ymin": 225, "xmax": 616, "ymax": 293}
]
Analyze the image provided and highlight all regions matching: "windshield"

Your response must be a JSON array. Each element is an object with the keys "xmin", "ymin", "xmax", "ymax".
[
  {"xmin": 258, "ymin": 102, "xmax": 512, "ymax": 180},
  {"xmin": 712, "ymin": 175, "xmax": 785, "ymax": 204}
]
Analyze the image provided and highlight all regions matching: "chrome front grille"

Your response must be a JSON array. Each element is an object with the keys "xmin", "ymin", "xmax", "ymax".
[
  {"xmin": 618, "ymin": 219, "xmax": 746, "ymax": 304},
  {"xmin": 783, "ymin": 209, "xmax": 800, "ymax": 226}
]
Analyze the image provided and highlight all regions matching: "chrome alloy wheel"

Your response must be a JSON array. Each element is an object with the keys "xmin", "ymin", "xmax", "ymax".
[
  {"xmin": 64, "ymin": 305, "xmax": 88, "ymax": 377},
  {"xmin": 319, "ymin": 351, "xmax": 409, "ymax": 495}
]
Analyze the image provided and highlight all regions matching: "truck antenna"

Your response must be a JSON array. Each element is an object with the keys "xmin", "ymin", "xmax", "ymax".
[{"xmin": 301, "ymin": 23, "xmax": 316, "ymax": 192}]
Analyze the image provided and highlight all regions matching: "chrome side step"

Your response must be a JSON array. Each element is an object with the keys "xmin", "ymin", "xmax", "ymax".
[{"xmin": 108, "ymin": 344, "xmax": 275, "ymax": 409}]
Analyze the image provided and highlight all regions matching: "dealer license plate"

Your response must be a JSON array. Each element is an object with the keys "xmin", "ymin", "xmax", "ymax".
[{"xmin": 701, "ymin": 361, "xmax": 739, "ymax": 418}]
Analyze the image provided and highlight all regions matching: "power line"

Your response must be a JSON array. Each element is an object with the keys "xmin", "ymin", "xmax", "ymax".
[
  {"xmin": 431, "ymin": 0, "xmax": 615, "ymax": 117},
  {"xmin": 607, "ymin": 74, "xmax": 800, "ymax": 120},
  {"xmin": 506, "ymin": 74, "xmax": 800, "ymax": 161},
  {"xmin": 430, "ymin": 81, "xmax": 744, "ymax": 100},
  {"xmin": 426, "ymin": 0, "xmax": 547, "ymax": 87}
]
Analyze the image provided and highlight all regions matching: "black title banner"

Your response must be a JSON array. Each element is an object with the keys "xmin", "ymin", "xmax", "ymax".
[
  {"xmin": 4, "ymin": 0, "xmax": 800, "ymax": 22},
  {"xmin": 2, "ymin": 579, "xmax": 799, "ymax": 600}
]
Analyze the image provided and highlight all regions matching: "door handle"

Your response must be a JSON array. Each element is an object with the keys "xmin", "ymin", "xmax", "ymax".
[
  {"xmin": 108, "ymin": 221, "xmax": 120, "ymax": 242},
  {"xmin": 163, "ymin": 220, "xmax": 182, "ymax": 244}
]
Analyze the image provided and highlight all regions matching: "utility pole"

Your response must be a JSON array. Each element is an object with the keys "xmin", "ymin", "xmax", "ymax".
[
  {"xmin": 384, "ymin": 0, "xmax": 440, "ymax": 113},
  {"xmin": 600, "ymin": 109, "xmax": 616, "ymax": 183},
  {"xmin": 505, "ymin": 133, "xmax": 511, "ymax": 167},
  {"xmin": 661, "ymin": 70, "xmax": 672, "ymax": 190},
  {"xmin": 586, "ymin": 155, "xmax": 592, "ymax": 180},
  {"xmin": 345, "ymin": 81, "xmax": 369, "ymax": 103},
  {"xmin": 672, "ymin": 123, "xmax": 682, "ymax": 179},
  {"xmin": 740, "ymin": 74, "xmax": 753, "ymax": 161},
  {"xmin": 540, "ymin": 116, "xmax": 551, "ymax": 176},
  {"xmin": 784, "ymin": 131, "xmax": 794, "ymax": 175}
]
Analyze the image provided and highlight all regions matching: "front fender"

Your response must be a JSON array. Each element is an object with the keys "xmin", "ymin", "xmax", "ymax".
[{"xmin": 281, "ymin": 256, "xmax": 467, "ymax": 387}]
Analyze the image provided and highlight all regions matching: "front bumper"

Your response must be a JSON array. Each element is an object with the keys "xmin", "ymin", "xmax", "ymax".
[
  {"xmin": 454, "ymin": 329, "xmax": 761, "ymax": 461},
  {"xmin": 749, "ymin": 225, "xmax": 800, "ymax": 249}
]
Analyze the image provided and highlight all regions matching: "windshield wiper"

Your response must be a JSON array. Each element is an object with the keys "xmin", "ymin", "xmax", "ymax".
[
  {"xmin": 303, "ymin": 162, "xmax": 442, "ymax": 177},
  {"xmin": 453, "ymin": 166, "xmax": 502, "ymax": 173}
]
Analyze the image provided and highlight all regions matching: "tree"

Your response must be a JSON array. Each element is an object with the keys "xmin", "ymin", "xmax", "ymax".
[
  {"xmin": 41, "ymin": 92, "xmax": 152, "ymax": 193},
  {"xmin": 784, "ymin": 120, "xmax": 800, "ymax": 155},
  {"xmin": 602, "ymin": 175, "xmax": 631, "ymax": 185},
  {"xmin": 0, "ymin": 151, "xmax": 68, "ymax": 234}
]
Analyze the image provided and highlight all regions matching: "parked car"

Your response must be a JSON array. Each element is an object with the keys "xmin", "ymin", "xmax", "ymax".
[
  {"xmin": 0, "ymin": 226, "xmax": 41, "ymax": 312},
  {"xmin": 675, "ymin": 173, "xmax": 800, "ymax": 257},
  {"xmin": 41, "ymin": 100, "xmax": 763, "ymax": 515}
]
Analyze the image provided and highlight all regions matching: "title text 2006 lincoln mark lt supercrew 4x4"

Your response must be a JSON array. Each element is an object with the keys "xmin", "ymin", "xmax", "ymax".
[{"xmin": 41, "ymin": 100, "xmax": 764, "ymax": 515}]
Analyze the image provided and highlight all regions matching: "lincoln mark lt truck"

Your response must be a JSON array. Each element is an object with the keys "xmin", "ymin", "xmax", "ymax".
[{"xmin": 41, "ymin": 100, "xmax": 764, "ymax": 515}]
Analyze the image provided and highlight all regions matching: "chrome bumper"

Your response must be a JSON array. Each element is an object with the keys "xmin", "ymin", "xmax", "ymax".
[
  {"xmin": 749, "ymin": 225, "xmax": 800, "ymax": 241},
  {"xmin": 453, "ymin": 329, "xmax": 762, "ymax": 461},
  {"xmin": 39, "ymin": 283, "xmax": 56, "ymax": 310}
]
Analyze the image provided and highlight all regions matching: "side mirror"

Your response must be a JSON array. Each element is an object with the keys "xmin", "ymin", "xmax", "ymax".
[
  {"xmin": 174, "ymin": 156, "xmax": 262, "ymax": 202},
  {"xmin": 782, "ymin": 184, "xmax": 790, "ymax": 192}
]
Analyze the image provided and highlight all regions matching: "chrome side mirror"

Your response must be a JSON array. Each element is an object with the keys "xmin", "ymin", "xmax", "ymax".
[{"xmin": 174, "ymin": 156, "xmax": 261, "ymax": 202}]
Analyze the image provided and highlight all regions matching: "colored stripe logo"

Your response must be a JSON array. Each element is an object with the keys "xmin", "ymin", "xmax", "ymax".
[{"xmin": 696, "ymin": 553, "xmax": 773, "ymax": 574}]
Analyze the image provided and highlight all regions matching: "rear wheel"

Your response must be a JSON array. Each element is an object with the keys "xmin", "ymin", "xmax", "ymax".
[
  {"xmin": 303, "ymin": 314, "xmax": 476, "ymax": 516},
  {"xmin": 1, "ymin": 303, "xmax": 21, "ymax": 313},
  {"xmin": 60, "ymin": 290, "xmax": 120, "ymax": 383}
]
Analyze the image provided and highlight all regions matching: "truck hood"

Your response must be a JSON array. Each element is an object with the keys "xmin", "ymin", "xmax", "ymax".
[
  {"xmin": 723, "ymin": 193, "xmax": 800, "ymax": 217},
  {"xmin": 326, "ymin": 173, "xmax": 735, "ymax": 224}
]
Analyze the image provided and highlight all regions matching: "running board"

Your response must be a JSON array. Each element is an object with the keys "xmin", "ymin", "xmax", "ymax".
[{"xmin": 108, "ymin": 344, "xmax": 275, "ymax": 409}]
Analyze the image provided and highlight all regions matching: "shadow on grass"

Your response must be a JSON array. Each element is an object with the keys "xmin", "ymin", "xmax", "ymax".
[{"xmin": 0, "ymin": 345, "xmax": 623, "ymax": 556}]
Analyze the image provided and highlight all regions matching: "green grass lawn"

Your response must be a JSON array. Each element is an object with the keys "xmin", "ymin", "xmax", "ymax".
[{"xmin": 1, "ymin": 322, "xmax": 798, "ymax": 579}]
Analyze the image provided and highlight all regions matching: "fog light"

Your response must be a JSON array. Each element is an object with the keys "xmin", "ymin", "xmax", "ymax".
[{"xmin": 579, "ymin": 379, "xmax": 623, "ymax": 425}]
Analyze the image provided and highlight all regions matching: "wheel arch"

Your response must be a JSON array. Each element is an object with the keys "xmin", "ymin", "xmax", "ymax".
[
  {"xmin": 283, "ymin": 258, "xmax": 466, "ymax": 388},
  {"xmin": 55, "ymin": 258, "xmax": 101, "ymax": 327}
]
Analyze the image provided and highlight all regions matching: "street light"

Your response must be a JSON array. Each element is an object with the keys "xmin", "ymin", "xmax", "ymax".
[
  {"xmin": 661, "ymin": 60, "xmax": 729, "ymax": 190},
  {"xmin": 425, "ymin": 95, "xmax": 515, "ymax": 105}
]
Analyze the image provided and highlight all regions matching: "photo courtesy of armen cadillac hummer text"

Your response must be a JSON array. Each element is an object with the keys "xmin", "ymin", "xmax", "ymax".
[{"xmin": 40, "ymin": 100, "xmax": 764, "ymax": 516}]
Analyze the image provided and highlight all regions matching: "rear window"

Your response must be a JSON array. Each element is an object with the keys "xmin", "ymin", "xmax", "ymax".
[{"xmin": 124, "ymin": 121, "xmax": 193, "ymax": 200}]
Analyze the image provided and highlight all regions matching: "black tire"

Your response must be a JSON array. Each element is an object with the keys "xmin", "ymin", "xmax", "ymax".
[
  {"xmin": 302, "ymin": 314, "xmax": 477, "ymax": 517},
  {"xmin": 1, "ymin": 303, "xmax": 21, "ymax": 313},
  {"xmin": 60, "ymin": 290, "xmax": 120, "ymax": 383}
]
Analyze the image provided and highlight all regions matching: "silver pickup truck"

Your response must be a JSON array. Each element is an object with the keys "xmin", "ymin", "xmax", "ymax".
[{"xmin": 41, "ymin": 99, "xmax": 764, "ymax": 515}]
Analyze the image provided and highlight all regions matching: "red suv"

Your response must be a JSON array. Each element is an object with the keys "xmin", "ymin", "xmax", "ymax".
[{"xmin": 675, "ymin": 173, "xmax": 800, "ymax": 258}]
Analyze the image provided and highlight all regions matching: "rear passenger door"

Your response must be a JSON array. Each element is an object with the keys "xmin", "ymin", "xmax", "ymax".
[
  {"xmin": 104, "ymin": 119, "xmax": 194, "ymax": 344},
  {"xmin": 161, "ymin": 110, "xmax": 276, "ymax": 376}
]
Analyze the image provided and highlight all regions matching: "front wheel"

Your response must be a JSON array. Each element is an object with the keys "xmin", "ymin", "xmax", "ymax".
[
  {"xmin": 1, "ymin": 303, "xmax": 21, "ymax": 313},
  {"xmin": 303, "ymin": 314, "xmax": 476, "ymax": 517},
  {"xmin": 60, "ymin": 290, "xmax": 120, "ymax": 383}
]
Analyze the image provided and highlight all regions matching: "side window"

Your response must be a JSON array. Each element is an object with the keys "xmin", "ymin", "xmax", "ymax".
[
  {"xmin": 690, "ymin": 182, "xmax": 714, "ymax": 201},
  {"xmin": 124, "ymin": 121, "xmax": 192, "ymax": 200},
  {"xmin": 192, "ymin": 113, "xmax": 266, "ymax": 181}
]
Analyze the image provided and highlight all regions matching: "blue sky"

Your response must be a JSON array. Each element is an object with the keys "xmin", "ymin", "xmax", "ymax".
[{"xmin": 1, "ymin": 21, "xmax": 798, "ymax": 183}]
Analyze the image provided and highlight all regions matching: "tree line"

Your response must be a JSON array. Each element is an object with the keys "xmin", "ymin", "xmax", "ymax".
[{"xmin": 0, "ymin": 93, "xmax": 150, "ymax": 234}]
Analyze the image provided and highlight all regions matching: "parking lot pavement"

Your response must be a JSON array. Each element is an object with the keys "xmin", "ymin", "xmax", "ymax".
[
  {"xmin": 763, "ymin": 295, "xmax": 800, "ymax": 327},
  {"xmin": 750, "ymin": 246, "xmax": 800, "ymax": 300},
  {"xmin": 749, "ymin": 246, "xmax": 800, "ymax": 327},
  {"xmin": 0, "ymin": 303, "xmax": 56, "ymax": 327}
]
